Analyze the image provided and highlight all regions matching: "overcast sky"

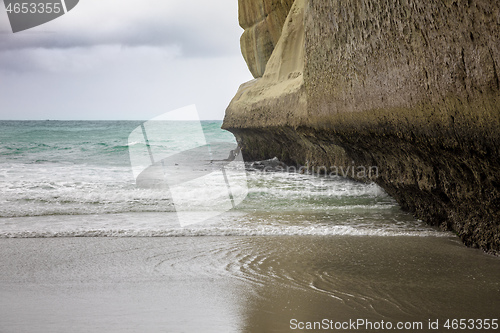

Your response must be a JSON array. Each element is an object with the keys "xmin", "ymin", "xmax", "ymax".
[{"xmin": 0, "ymin": 0, "xmax": 253, "ymax": 120}]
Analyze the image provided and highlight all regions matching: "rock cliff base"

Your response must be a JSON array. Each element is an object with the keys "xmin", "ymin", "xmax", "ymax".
[{"xmin": 224, "ymin": 0, "xmax": 500, "ymax": 254}]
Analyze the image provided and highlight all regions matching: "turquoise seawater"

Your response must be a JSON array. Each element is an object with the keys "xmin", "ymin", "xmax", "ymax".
[{"xmin": 0, "ymin": 120, "xmax": 440, "ymax": 236}]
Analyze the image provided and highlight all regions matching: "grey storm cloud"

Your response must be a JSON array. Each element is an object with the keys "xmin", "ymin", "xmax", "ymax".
[
  {"xmin": 0, "ymin": 0, "xmax": 242, "ymax": 55},
  {"xmin": 0, "ymin": 0, "xmax": 252, "ymax": 121}
]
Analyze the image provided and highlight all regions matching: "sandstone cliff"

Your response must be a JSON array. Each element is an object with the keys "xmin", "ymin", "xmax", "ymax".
[
  {"xmin": 239, "ymin": 0, "xmax": 295, "ymax": 77},
  {"xmin": 224, "ymin": 0, "xmax": 500, "ymax": 254}
]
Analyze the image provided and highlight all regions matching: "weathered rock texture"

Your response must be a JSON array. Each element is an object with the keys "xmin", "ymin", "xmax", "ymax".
[
  {"xmin": 239, "ymin": 0, "xmax": 295, "ymax": 77},
  {"xmin": 224, "ymin": 0, "xmax": 500, "ymax": 254}
]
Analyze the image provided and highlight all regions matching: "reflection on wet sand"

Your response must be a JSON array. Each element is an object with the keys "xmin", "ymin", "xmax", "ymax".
[
  {"xmin": 0, "ymin": 236, "xmax": 499, "ymax": 332},
  {"xmin": 236, "ymin": 236, "xmax": 500, "ymax": 332}
]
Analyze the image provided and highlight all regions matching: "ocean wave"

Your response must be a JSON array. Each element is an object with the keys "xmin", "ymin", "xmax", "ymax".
[{"xmin": 0, "ymin": 225, "xmax": 450, "ymax": 239}]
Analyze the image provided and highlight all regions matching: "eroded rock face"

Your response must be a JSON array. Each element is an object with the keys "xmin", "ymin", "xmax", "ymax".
[
  {"xmin": 303, "ymin": 0, "xmax": 500, "ymax": 254},
  {"xmin": 239, "ymin": 0, "xmax": 295, "ymax": 77},
  {"xmin": 224, "ymin": 0, "xmax": 500, "ymax": 254}
]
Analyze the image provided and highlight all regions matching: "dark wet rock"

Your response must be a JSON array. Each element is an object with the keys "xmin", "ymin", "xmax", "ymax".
[{"xmin": 247, "ymin": 157, "xmax": 288, "ymax": 172}]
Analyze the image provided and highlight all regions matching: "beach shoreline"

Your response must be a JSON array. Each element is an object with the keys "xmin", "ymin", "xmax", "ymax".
[{"xmin": 1, "ymin": 235, "xmax": 499, "ymax": 332}]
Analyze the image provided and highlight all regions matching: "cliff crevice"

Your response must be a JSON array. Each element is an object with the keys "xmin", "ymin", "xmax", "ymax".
[{"xmin": 239, "ymin": 0, "xmax": 295, "ymax": 78}]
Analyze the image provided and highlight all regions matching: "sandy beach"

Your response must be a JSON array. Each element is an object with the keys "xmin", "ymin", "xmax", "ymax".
[{"xmin": 1, "ymin": 236, "xmax": 499, "ymax": 332}]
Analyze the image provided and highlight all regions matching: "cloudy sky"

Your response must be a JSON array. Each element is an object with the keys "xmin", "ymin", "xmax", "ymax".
[{"xmin": 0, "ymin": 0, "xmax": 253, "ymax": 120}]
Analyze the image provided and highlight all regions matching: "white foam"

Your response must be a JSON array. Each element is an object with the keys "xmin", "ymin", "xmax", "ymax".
[
  {"xmin": 0, "ymin": 225, "xmax": 450, "ymax": 238},
  {"xmin": 0, "ymin": 212, "xmax": 451, "ymax": 239}
]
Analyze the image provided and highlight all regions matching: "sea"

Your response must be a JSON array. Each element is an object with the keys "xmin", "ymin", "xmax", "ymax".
[{"xmin": 0, "ymin": 120, "xmax": 499, "ymax": 333}]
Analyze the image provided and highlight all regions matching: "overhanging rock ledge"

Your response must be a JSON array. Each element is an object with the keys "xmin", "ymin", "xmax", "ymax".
[{"xmin": 223, "ymin": 0, "xmax": 500, "ymax": 255}]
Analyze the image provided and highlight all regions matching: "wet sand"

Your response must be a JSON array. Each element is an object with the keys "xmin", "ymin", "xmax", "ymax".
[{"xmin": 1, "ymin": 236, "xmax": 499, "ymax": 332}]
